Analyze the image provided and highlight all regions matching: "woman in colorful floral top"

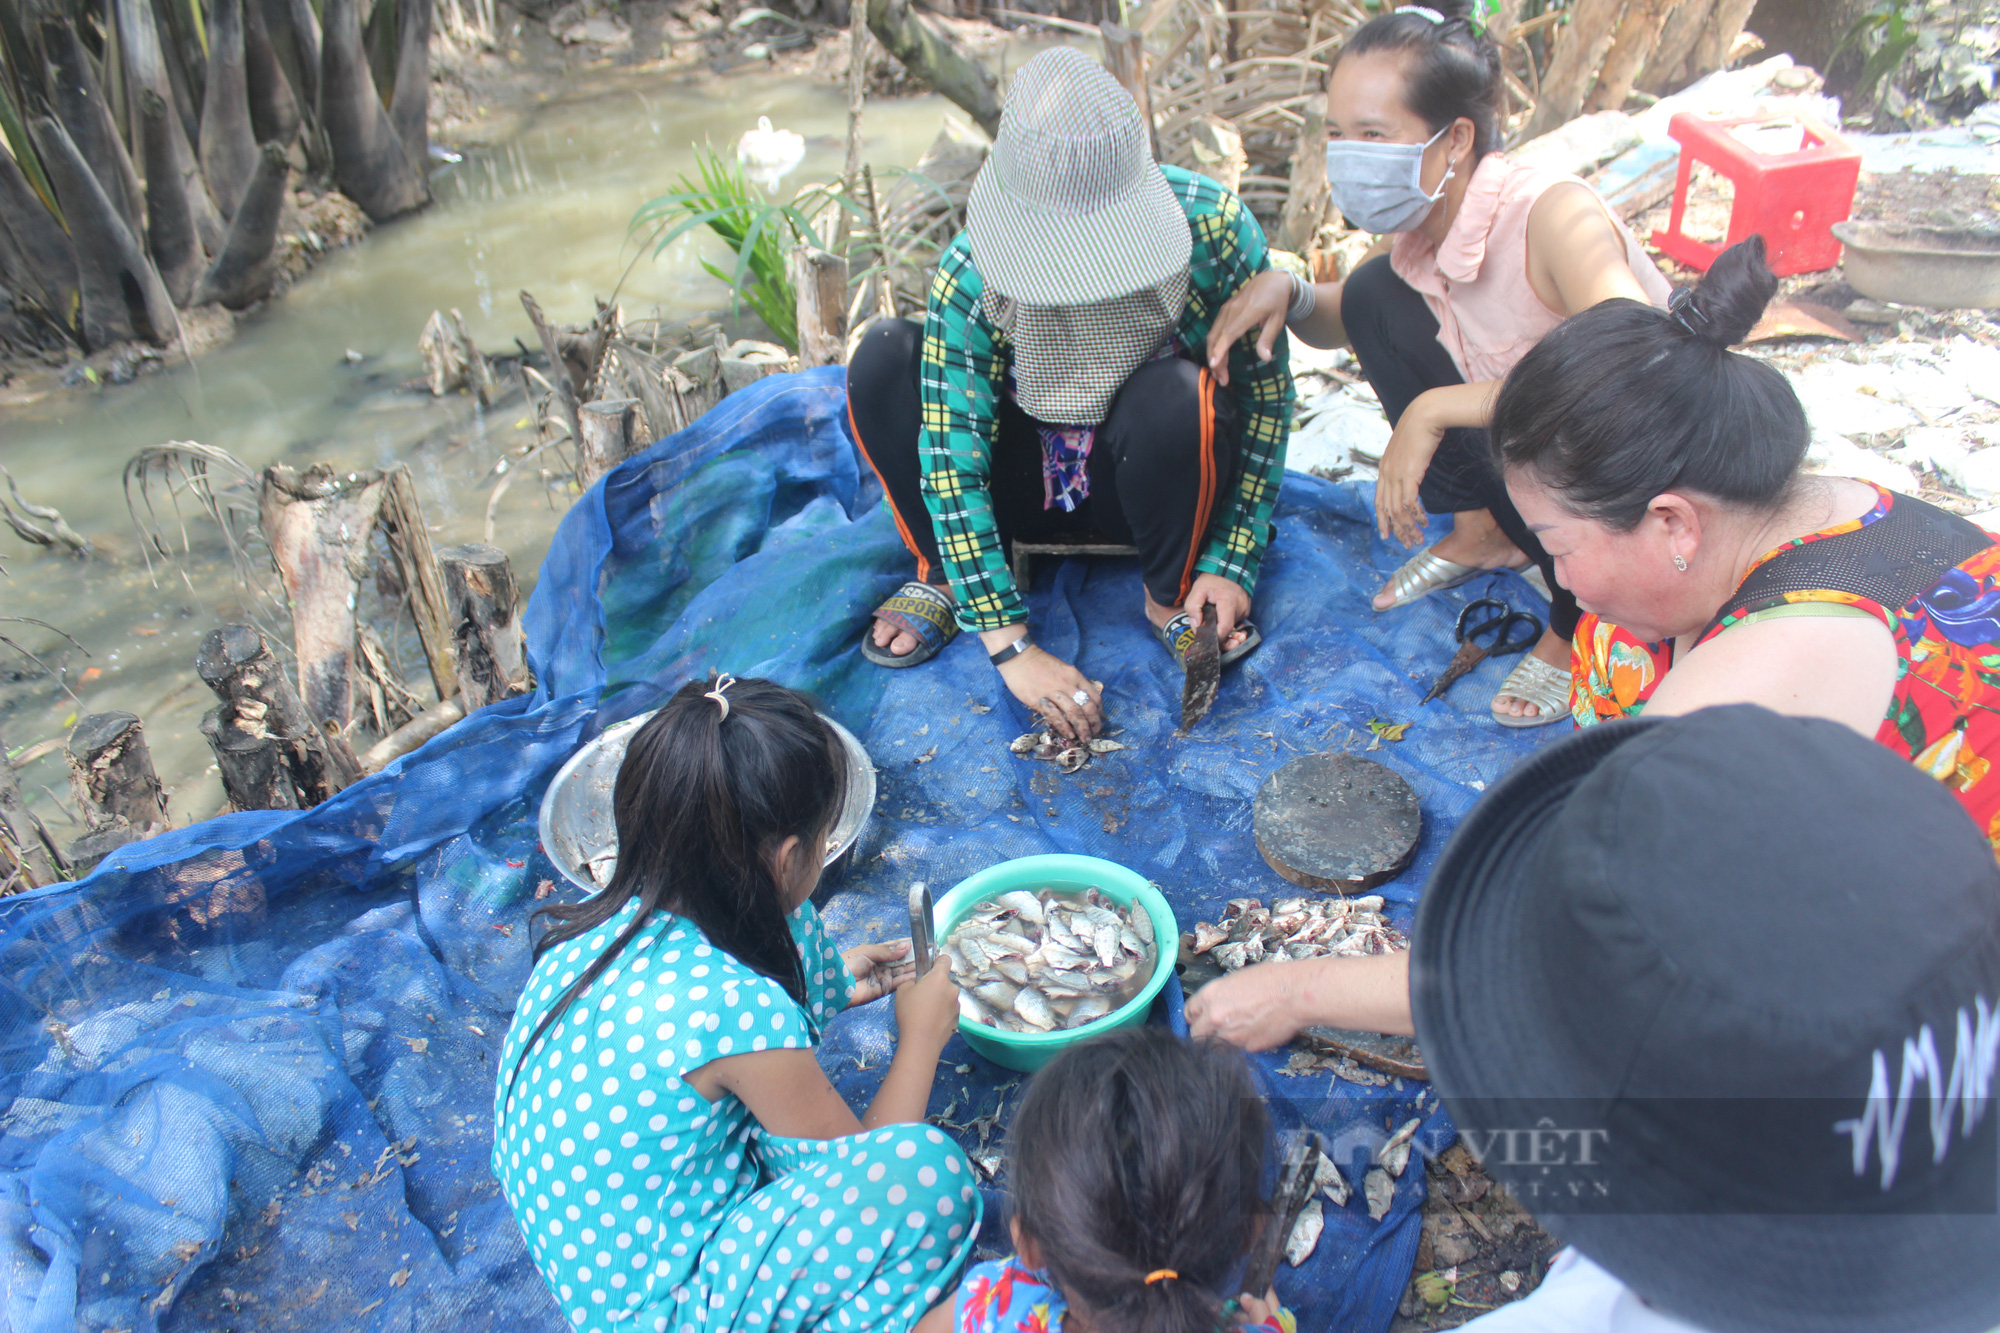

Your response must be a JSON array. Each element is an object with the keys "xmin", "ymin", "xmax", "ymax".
[
  {"xmin": 846, "ymin": 47, "xmax": 1293, "ymax": 744},
  {"xmin": 1183, "ymin": 235, "xmax": 2000, "ymax": 1052},
  {"xmin": 913, "ymin": 1027, "xmax": 1295, "ymax": 1333}
]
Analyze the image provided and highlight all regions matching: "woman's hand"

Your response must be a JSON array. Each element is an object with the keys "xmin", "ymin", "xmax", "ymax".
[
  {"xmin": 844, "ymin": 939, "xmax": 915, "ymax": 1008},
  {"xmin": 893, "ymin": 957, "xmax": 963, "ymax": 1054},
  {"xmin": 1204, "ymin": 270, "xmax": 1294, "ymax": 388},
  {"xmin": 1376, "ymin": 391, "xmax": 1449, "ymax": 548},
  {"xmin": 1184, "ymin": 961, "xmax": 1306, "ymax": 1052},
  {"xmin": 996, "ymin": 646, "xmax": 1103, "ymax": 742},
  {"xmin": 1184, "ymin": 574, "xmax": 1254, "ymax": 654}
]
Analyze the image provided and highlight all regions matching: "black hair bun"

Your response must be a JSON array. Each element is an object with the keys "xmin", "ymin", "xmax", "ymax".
[
  {"xmin": 1686, "ymin": 235, "xmax": 1778, "ymax": 347},
  {"xmin": 1429, "ymin": 0, "xmax": 1478, "ymax": 23}
]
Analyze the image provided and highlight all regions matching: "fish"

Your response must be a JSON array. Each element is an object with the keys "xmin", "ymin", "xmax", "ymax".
[
  {"xmin": 1054, "ymin": 747, "xmax": 1090, "ymax": 774},
  {"xmin": 941, "ymin": 887, "xmax": 1157, "ymax": 1034},
  {"xmin": 1314, "ymin": 1152, "xmax": 1351, "ymax": 1207},
  {"xmin": 1191, "ymin": 893, "xmax": 1406, "ymax": 974},
  {"xmin": 1378, "ymin": 1117, "xmax": 1422, "ymax": 1178},
  {"xmin": 1364, "ymin": 1168, "xmax": 1394, "ymax": 1221},
  {"xmin": 1283, "ymin": 1198, "xmax": 1324, "ymax": 1267}
]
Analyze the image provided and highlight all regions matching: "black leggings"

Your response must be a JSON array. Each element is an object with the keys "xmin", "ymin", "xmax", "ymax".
[
  {"xmin": 1341, "ymin": 255, "xmax": 1577, "ymax": 639},
  {"xmin": 845, "ymin": 318, "xmax": 1241, "ymax": 611}
]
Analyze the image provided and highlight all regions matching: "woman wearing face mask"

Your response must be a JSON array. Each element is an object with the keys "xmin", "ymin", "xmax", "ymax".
[{"xmin": 1206, "ymin": 0, "xmax": 1669, "ymax": 726}]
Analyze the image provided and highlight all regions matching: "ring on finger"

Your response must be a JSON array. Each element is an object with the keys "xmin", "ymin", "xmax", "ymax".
[{"xmin": 1071, "ymin": 689, "xmax": 1090, "ymax": 707}]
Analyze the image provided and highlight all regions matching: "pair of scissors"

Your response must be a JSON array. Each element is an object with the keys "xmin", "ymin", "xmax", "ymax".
[
  {"xmin": 1421, "ymin": 598, "xmax": 1544, "ymax": 704},
  {"xmin": 908, "ymin": 883, "xmax": 937, "ymax": 976}
]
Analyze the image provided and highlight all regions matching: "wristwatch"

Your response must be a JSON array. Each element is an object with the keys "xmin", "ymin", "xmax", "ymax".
[{"xmin": 988, "ymin": 638, "xmax": 1034, "ymax": 667}]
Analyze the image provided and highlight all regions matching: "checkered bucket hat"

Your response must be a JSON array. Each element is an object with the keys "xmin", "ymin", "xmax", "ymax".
[{"xmin": 967, "ymin": 46, "xmax": 1192, "ymax": 305}]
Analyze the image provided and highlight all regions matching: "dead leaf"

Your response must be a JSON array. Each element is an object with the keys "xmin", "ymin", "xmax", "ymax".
[
  {"xmin": 404, "ymin": 1037, "xmax": 429, "ymax": 1054},
  {"xmin": 390, "ymin": 1267, "xmax": 412, "ymax": 1288},
  {"xmin": 1746, "ymin": 299, "xmax": 1861, "ymax": 344},
  {"xmin": 1367, "ymin": 718, "xmax": 1410, "ymax": 743},
  {"xmin": 134, "ymin": 626, "xmax": 161, "ymax": 636}
]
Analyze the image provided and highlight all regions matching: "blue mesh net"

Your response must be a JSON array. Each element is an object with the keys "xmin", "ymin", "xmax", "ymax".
[{"xmin": 0, "ymin": 367, "xmax": 1551, "ymax": 1333}]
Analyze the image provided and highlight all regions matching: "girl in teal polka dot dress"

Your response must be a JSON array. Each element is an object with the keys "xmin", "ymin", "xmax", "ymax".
[{"xmin": 494, "ymin": 675, "xmax": 980, "ymax": 1333}]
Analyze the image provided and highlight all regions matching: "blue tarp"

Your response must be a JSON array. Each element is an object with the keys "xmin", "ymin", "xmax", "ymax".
[{"xmin": 0, "ymin": 367, "xmax": 1549, "ymax": 1333}]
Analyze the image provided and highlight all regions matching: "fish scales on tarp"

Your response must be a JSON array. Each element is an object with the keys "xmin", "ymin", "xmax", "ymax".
[{"xmin": 0, "ymin": 368, "xmax": 1549, "ymax": 1333}]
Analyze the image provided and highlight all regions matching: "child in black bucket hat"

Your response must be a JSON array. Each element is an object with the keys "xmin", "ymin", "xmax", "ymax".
[{"xmin": 1414, "ymin": 704, "xmax": 2000, "ymax": 1332}]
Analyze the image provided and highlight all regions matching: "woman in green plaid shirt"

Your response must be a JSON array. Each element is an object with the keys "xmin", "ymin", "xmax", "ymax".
[{"xmin": 846, "ymin": 47, "xmax": 1294, "ymax": 742}]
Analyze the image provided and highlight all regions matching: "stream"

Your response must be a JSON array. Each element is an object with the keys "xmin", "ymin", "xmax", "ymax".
[{"xmin": 0, "ymin": 66, "xmax": 953, "ymax": 846}]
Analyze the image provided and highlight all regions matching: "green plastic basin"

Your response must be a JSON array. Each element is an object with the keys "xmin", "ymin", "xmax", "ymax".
[{"xmin": 932, "ymin": 853, "xmax": 1178, "ymax": 1073}]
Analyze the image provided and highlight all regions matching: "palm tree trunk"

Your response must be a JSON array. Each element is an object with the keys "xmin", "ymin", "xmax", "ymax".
[
  {"xmin": 243, "ymin": 0, "xmax": 301, "ymax": 146},
  {"xmin": 116, "ymin": 0, "xmax": 229, "ymax": 252},
  {"xmin": 140, "ymin": 88, "xmax": 207, "ymax": 304},
  {"xmin": 391, "ymin": 0, "xmax": 430, "ymax": 172},
  {"xmin": 319, "ymin": 0, "xmax": 428, "ymax": 220},
  {"xmin": 42, "ymin": 15, "xmax": 147, "ymax": 238},
  {"xmin": 200, "ymin": 0, "xmax": 263, "ymax": 216},
  {"xmin": 194, "ymin": 140, "xmax": 289, "ymax": 307},
  {"xmin": 28, "ymin": 114, "xmax": 177, "ymax": 347},
  {"xmin": 0, "ymin": 150, "xmax": 78, "ymax": 322}
]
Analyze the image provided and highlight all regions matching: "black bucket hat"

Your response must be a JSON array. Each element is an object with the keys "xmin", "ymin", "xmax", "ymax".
[{"xmin": 1414, "ymin": 705, "xmax": 2000, "ymax": 1333}]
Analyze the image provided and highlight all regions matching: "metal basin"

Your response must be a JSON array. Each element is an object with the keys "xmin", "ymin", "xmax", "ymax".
[
  {"xmin": 1832, "ymin": 220, "xmax": 2000, "ymax": 310},
  {"xmin": 538, "ymin": 710, "xmax": 876, "ymax": 892}
]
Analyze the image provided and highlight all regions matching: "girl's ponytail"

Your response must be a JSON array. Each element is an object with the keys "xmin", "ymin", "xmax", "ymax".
[{"xmin": 508, "ymin": 675, "xmax": 845, "ymax": 1084}]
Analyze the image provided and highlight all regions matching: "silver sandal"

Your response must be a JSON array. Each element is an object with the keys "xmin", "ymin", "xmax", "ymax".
[
  {"xmin": 1492, "ymin": 654, "xmax": 1570, "ymax": 729},
  {"xmin": 1375, "ymin": 546, "xmax": 1479, "ymax": 612}
]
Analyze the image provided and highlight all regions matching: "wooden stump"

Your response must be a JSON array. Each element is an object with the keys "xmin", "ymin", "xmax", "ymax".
[
  {"xmin": 259, "ymin": 462, "xmax": 390, "ymax": 732},
  {"xmin": 1275, "ymin": 104, "xmax": 1331, "ymax": 255},
  {"xmin": 65, "ymin": 712, "xmax": 169, "ymax": 870},
  {"xmin": 576, "ymin": 398, "xmax": 641, "ymax": 490},
  {"xmin": 1252, "ymin": 753, "xmax": 1421, "ymax": 893},
  {"xmin": 789, "ymin": 247, "xmax": 850, "ymax": 370},
  {"xmin": 376, "ymin": 464, "xmax": 458, "ymax": 702},
  {"xmin": 439, "ymin": 544, "xmax": 527, "ymax": 710},
  {"xmin": 1523, "ymin": 0, "xmax": 1624, "ymax": 140},
  {"xmin": 201, "ymin": 706, "xmax": 301, "ymax": 811},
  {"xmin": 196, "ymin": 623, "xmax": 361, "ymax": 805}
]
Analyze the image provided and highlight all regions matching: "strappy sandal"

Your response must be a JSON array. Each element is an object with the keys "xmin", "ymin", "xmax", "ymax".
[
  {"xmin": 1375, "ymin": 546, "xmax": 1480, "ymax": 612},
  {"xmin": 860, "ymin": 581, "xmax": 959, "ymax": 668},
  {"xmin": 1155, "ymin": 611, "xmax": 1262, "ymax": 669},
  {"xmin": 1492, "ymin": 654, "xmax": 1570, "ymax": 729}
]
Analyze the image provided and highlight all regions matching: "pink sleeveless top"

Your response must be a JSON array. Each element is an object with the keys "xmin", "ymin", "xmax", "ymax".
[{"xmin": 1390, "ymin": 153, "xmax": 1672, "ymax": 385}]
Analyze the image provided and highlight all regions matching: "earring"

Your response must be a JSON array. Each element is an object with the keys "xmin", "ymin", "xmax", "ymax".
[{"xmin": 1673, "ymin": 554, "xmax": 1688, "ymax": 572}]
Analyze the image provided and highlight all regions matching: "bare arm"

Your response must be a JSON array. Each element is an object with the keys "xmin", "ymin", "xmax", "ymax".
[
  {"xmin": 687, "ymin": 963, "xmax": 963, "ymax": 1138},
  {"xmin": 1642, "ymin": 615, "xmax": 1899, "ymax": 736},
  {"xmin": 1525, "ymin": 182, "xmax": 1653, "ymax": 316},
  {"xmin": 1184, "ymin": 951, "xmax": 1415, "ymax": 1049},
  {"xmin": 1205, "ymin": 270, "xmax": 1346, "ymax": 386}
]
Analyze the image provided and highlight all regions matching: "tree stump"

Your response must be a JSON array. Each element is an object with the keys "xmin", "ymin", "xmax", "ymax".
[
  {"xmin": 789, "ymin": 247, "xmax": 849, "ymax": 370},
  {"xmin": 1523, "ymin": 0, "xmax": 1624, "ymax": 139},
  {"xmin": 576, "ymin": 398, "xmax": 641, "ymax": 489},
  {"xmin": 377, "ymin": 464, "xmax": 458, "ymax": 702},
  {"xmin": 65, "ymin": 712, "xmax": 169, "ymax": 870},
  {"xmin": 259, "ymin": 462, "xmax": 391, "ymax": 732},
  {"xmin": 196, "ymin": 623, "xmax": 361, "ymax": 805},
  {"xmin": 438, "ymin": 544, "xmax": 527, "ymax": 710},
  {"xmin": 1275, "ymin": 104, "xmax": 1331, "ymax": 255},
  {"xmin": 201, "ymin": 706, "xmax": 300, "ymax": 811}
]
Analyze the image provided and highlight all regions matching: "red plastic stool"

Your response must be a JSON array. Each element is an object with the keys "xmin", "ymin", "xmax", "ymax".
[{"xmin": 1650, "ymin": 110, "xmax": 1862, "ymax": 277}]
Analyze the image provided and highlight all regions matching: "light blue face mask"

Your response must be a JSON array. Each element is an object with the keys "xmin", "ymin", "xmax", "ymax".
[{"xmin": 1324, "ymin": 124, "xmax": 1455, "ymax": 234}]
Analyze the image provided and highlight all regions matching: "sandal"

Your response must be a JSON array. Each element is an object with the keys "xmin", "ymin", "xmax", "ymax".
[
  {"xmin": 1375, "ymin": 546, "xmax": 1480, "ymax": 612},
  {"xmin": 1155, "ymin": 611, "xmax": 1262, "ymax": 669},
  {"xmin": 1492, "ymin": 654, "xmax": 1570, "ymax": 729},
  {"xmin": 860, "ymin": 581, "xmax": 959, "ymax": 668}
]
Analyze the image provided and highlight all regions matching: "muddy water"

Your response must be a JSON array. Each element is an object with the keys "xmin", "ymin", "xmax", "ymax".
[{"xmin": 0, "ymin": 69, "xmax": 952, "ymax": 842}]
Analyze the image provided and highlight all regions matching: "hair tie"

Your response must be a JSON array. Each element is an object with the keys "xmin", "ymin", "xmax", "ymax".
[
  {"xmin": 1669, "ymin": 288, "xmax": 1712, "ymax": 340},
  {"xmin": 705, "ymin": 673, "xmax": 737, "ymax": 721},
  {"xmin": 1143, "ymin": 1270, "xmax": 1178, "ymax": 1285},
  {"xmin": 1395, "ymin": 5, "xmax": 1446, "ymax": 21}
]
